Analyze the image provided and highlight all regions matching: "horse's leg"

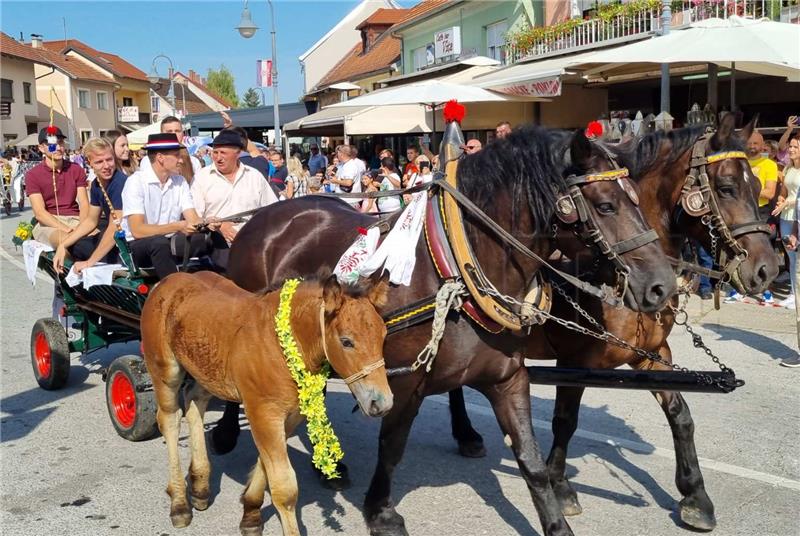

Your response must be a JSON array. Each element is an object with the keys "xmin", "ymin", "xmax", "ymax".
[
  {"xmin": 478, "ymin": 367, "xmax": 573, "ymax": 536},
  {"xmin": 183, "ymin": 380, "xmax": 213, "ymax": 511},
  {"xmin": 364, "ymin": 391, "xmax": 423, "ymax": 536},
  {"xmin": 545, "ymin": 386, "xmax": 586, "ymax": 516},
  {"xmin": 211, "ymin": 400, "xmax": 241, "ymax": 455},
  {"xmin": 448, "ymin": 387, "xmax": 487, "ymax": 458},
  {"xmin": 243, "ymin": 402, "xmax": 300, "ymax": 536},
  {"xmin": 637, "ymin": 351, "xmax": 715, "ymax": 530},
  {"xmin": 240, "ymin": 458, "xmax": 268, "ymax": 536},
  {"xmin": 153, "ymin": 373, "xmax": 192, "ymax": 528}
]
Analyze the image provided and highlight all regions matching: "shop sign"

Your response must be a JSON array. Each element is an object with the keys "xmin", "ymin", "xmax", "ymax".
[
  {"xmin": 491, "ymin": 76, "xmax": 562, "ymax": 98},
  {"xmin": 434, "ymin": 27, "xmax": 461, "ymax": 59},
  {"xmin": 117, "ymin": 106, "xmax": 139, "ymax": 122}
]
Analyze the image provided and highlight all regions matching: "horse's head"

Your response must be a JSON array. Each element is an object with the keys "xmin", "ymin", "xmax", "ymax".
[
  {"xmin": 674, "ymin": 114, "xmax": 779, "ymax": 294},
  {"xmin": 554, "ymin": 130, "xmax": 676, "ymax": 312},
  {"xmin": 320, "ymin": 275, "xmax": 393, "ymax": 418}
]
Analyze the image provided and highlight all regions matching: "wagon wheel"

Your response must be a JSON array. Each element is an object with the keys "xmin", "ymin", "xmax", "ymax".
[
  {"xmin": 30, "ymin": 318, "xmax": 71, "ymax": 390},
  {"xmin": 105, "ymin": 355, "xmax": 159, "ymax": 442}
]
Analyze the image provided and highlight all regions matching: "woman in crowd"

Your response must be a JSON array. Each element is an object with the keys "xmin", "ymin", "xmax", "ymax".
[
  {"xmin": 773, "ymin": 134, "xmax": 800, "ymax": 309},
  {"xmin": 105, "ymin": 130, "xmax": 138, "ymax": 175},
  {"xmin": 360, "ymin": 157, "xmax": 403, "ymax": 213},
  {"xmin": 284, "ymin": 156, "xmax": 308, "ymax": 199}
]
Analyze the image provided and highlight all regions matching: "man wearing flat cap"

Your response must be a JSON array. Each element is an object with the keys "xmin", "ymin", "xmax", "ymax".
[
  {"xmin": 120, "ymin": 133, "xmax": 203, "ymax": 279},
  {"xmin": 190, "ymin": 130, "xmax": 278, "ymax": 268},
  {"xmin": 26, "ymin": 126, "xmax": 90, "ymax": 247}
]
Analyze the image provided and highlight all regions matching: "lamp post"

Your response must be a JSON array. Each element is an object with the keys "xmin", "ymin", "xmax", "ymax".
[
  {"xmin": 148, "ymin": 54, "xmax": 177, "ymax": 116},
  {"xmin": 255, "ymin": 86, "xmax": 267, "ymax": 106},
  {"xmin": 237, "ymin": 0, "xmax": 281, "ymax": 148}
]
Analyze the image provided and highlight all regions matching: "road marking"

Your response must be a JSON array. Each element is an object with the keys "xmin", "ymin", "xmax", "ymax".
[
  {"xmin": 0, "ymin": 245, "xmax": 53, "ymax": 286},
  {"xmin": 428, "ymin": 395, "xmax": 800, "ymax": 492}
]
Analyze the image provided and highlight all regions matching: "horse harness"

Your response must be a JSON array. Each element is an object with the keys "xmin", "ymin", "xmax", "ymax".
[{"xmin": 672, "ymin": 135, "xmax": 771, "ymax": 290}]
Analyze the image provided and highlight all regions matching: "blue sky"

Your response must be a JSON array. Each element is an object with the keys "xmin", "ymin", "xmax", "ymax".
[{"xmin": 1, "ymin": 0, "xmax": 414, "ymax": 105}]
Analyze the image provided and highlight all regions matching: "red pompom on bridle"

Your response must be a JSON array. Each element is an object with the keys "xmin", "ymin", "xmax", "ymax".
[
  {"xmin": 585, "ymin": 120, "xmax": 603, "ymax": 139},
  {"xmin": 443, "ymin": 100, "xmax": 466, "ymax": 124}
]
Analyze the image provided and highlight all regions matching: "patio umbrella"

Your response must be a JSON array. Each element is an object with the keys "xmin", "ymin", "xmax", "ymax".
[
  {"xmin": 578, "ymin": 16, "xmax": 800, "ymax": 81},
  {"xmin": 327, "ymin": 79, "xmax": 538, "ymax": 151},
  {"xmin": 126, "ymin": 121, "xmax": 163, "ymax": 148}
]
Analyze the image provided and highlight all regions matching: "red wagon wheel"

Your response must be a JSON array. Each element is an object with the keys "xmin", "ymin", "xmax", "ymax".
[
  {"xmin": 105, "ymin": 355, "xmax": 158, "ymax": 442},
  {"xmin": 30, "ymin": 318, "xmax": 70, "ymax": 390}
]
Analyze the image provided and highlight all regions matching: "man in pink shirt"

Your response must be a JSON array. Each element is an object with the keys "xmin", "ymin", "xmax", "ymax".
[{"xmin": 26, "ymin": 126, "xmax": 89, "ymax": 247}]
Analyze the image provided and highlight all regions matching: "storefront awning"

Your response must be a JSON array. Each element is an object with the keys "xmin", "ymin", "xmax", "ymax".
[
  {"xmin": 470, "ymin": 52, "xmax": 599, "ymax": 98},
  {"xmin": 284, "ymin": 104, "xmax": 432, "ymax": 137},
  {"xmin": 118, "ymin": 123, "xmax": 149, "ymax": 133}
]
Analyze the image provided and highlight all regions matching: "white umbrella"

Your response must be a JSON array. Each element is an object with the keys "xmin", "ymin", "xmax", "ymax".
[
  {"xmin": 126, "ymin": 122, "xmax": 162, "ymax": 147},
  {"xmin": 327, "ymin": 79, "xmax": 537, "ymax": 150},
  {"xmin": 579, "ymin": 16, "xmax": 800, "ymax": 81},
  {"xmin": 8, "ymin": 132, "xmax": 39, "ymax": 147}
]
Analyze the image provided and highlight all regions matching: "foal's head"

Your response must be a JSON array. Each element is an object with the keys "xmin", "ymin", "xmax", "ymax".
[
  {"xmin": 317, "ymin": 276, "xmax": 392, "ymax": 418},
  {"xmin": 554, "ymin": 130, "xmax": 676, "ymax": 313}
]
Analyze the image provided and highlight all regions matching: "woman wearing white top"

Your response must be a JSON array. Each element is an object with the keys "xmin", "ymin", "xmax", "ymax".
[
  {"xmin": 283, "ymin": 156, "xmax": 308, "ymax": 199},
  {"xmin": 376, "ymin": 157, "xmax": 402, "ymax": 212},
  {"xmin": 772, "ymin": 136, "xmax": 800, "ymax": 308}
]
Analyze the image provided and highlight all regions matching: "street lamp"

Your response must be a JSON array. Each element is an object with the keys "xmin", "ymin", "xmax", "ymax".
[
  {"xmin": 237, "ymin": 0, "xmax": 281, "ymax": 148},
  {"xmin": 148, "ymin": 54, "xmax": 176, "ymax": 115},
  {"xmin": 255, "ymin": 87, "xmax": 267, "ymax": 106}
]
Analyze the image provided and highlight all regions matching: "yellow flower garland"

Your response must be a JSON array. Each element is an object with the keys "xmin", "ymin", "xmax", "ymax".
[{"xmin": 275, "ymin": 278, "xmax": 344, "ymax": 479}]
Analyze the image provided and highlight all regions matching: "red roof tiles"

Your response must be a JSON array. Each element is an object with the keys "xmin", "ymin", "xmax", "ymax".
[{"xmin": 42, "ymin": 39, "xmax": 148, "ymax": 81}]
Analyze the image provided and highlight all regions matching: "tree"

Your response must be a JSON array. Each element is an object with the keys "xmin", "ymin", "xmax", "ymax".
[
  {"xmin": 206, "ymin": 65, "xmax": 239, "ymax": 108},
  {"xmin": 242, "ymin": 88, "xmax": 261, "ymax": 108}
]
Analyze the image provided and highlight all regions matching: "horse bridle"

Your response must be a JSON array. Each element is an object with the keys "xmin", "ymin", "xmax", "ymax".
[
  {"xmin": 674, "ymin": 134, "xmax": 771, "ymax": 285},
  {"xmin": 554, "ymin": 148, "xmax": 659, "ymax": 301},
  {"xmin": 318, "ymin": 303, "xmax": 385, "ymax": 386}
]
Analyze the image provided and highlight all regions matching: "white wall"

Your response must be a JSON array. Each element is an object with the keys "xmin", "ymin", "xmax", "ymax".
[
  {"xmin": 0, "ymin": 57, "xmax": 41, "ymax": 147},
  {"xmin": 300, "ymin": 0, "xmax": 399, "ymax": 94}
]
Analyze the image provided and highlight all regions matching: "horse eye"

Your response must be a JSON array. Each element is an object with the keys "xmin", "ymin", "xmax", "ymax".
[
  {"xmin": 717, "ymin": 184, "xmax": 736, "ymax": 197},
  {"xmin": 339, "ymin": 337, "xmax": 355, "ymax": 349},
  {"xmin": 596, "ymin": 202, "xmax": 615, "ymax": 215}
]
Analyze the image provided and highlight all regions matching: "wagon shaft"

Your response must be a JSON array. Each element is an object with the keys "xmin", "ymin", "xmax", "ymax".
[{"xmin": 527, "ymin": 366, "xmax": 744, "ymax": 393}]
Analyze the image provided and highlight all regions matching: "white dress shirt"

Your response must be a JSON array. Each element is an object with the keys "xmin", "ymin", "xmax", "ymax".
[
  {"xmin": 336, "ymin": 158, "xmax": 362, "ymax": 207},
  {"xmin": 191, "ymin": 163, "xmax": 278, "ymax": 230},
  {"xmin": 121, "ymin": 167, "xmax": 194, "ymax": 241}
]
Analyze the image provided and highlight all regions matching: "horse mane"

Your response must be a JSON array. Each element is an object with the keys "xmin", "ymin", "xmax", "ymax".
[
  {"xmin": 258, "ymin": 269, "xmax": 373, "ymax": 299},
  {"xmin": 606, "ymin": 125, "xmax": 706, "ymax": 180},
  {"xmin": 457, "ymin": 125, "xmax": 565, "ymax": 234}
]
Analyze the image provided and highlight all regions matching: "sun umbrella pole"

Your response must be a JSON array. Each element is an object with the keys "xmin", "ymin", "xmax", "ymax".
[
  {"xmin": 659, "ymin": 0, "xmax": 672, "ymax": 114},
  {"xmin": 730, "ymin": 62, "xmax": 737, "ymax": 112},
  {"xmin": 431, "ymin": 102, "xmax": 437, "ymax": 154}
]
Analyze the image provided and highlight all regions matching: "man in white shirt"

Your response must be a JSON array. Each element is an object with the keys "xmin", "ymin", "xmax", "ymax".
[
  {"xmin": 325, "ymin": 144, "xmax": 361, "ymax": 208},
  {"xmin": 191, "ymin": 130, "xmax": 278, "ymax": 268},
  {"xmin": 121, "ymin": 133, "xmax": 202, "ymax": 279}
]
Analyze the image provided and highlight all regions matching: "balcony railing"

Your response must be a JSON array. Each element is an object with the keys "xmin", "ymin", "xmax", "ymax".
[{"xmin": 505, "ymin": 0, "xmax": 799, "ymax": 64}]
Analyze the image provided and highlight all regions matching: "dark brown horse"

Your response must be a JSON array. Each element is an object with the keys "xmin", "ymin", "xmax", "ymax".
[
  {"xmin": 449, "ymin": 115, "xmax": 780, "ymax": 532},
  {"xmin": 221, "ymin": 126, "xmax": 677, "ymax": 536}
]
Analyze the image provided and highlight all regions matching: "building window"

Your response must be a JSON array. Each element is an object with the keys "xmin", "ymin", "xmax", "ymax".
[
  {"xmin": 97, "ymin": 91, "xmax": 109, "ymax": 110},
  {"xmin": 487, "ymin": 20, "xmax": 508, "ymax": 62},
  {"xmin": 78, "ymin": 88, "xmax": 90, "ymax": 109},
  {"xmin": 80, "ymin": 129, "xmax": 92, "ymax": 144},
  {"xmin": 23, "ymin": 82, "xmax": 32, "ymax": 104},
  {"xmin": 99, "ymin": 130, "xmax": 109, "ymax": 138},
  {"xmin": 151, "ymin": 96, "xmax": 160, "ymax": 112},
  {"xmin": 123, "ymin": 96, "xmax": 133, "ymax": 107},
  {"xmin": 412, "ymin": 44, "xmax": 434, "ymax": 71},
  {"xmin": 1, "ymin": 79, "xmax": 13, "ymax": 102}
]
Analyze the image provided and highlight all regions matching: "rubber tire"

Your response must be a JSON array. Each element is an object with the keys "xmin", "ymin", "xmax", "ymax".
[
  {"xmin": 30, "ymin": 318, "xmax": 71, "ymax": 390},
  {"xmin": 105, "ymin": 355, "xmax": 159, "ymax": 442}
]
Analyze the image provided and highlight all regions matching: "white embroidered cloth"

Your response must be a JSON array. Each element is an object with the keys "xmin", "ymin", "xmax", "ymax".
[
  {"xmin": 334, "ymin": 227, "xmax": 380, "ymax": 285},
  {"xmin": 22, "ymin": 240, "xmax": 53, "ymax": 286},
  {"xmin": 66, "ymin": 263, "xmax": 125, "ymax": 290}
]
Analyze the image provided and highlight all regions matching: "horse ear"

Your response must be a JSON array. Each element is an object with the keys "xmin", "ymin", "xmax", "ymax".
[
  {"xmin": 737, "ymin": 114, "xmax": 758, "ymax": 143},
  {"xmin": 367, "ymin": 276, "xmax": 390, "ymax": 308},
  {"xmin": 709, "ymin": 112, "xmax": 737, "ymax": 151},
  {"xmin": 322, "ymin": 275, "xmax": 343, "ymax": 314},
  {"xmin": 569, "ymin": 129, "xmax": 593, "ymax": 166}
]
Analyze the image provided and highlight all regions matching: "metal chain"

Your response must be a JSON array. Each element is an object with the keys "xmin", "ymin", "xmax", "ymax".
[{"xmin": 478, "ymin": 278, "xmax": 740, "ymax": 392}]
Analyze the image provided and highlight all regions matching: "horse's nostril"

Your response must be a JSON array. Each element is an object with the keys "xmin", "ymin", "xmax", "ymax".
[
  {"xmin": 756, "ymin": 263, "xmax": 769, "ymax": 284},
  {"xmin": 648, "ymin": 283, "xmax": 666, "ymax": 302}
]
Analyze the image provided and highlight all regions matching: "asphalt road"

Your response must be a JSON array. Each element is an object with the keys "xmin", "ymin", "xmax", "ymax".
[{"xmin": 1, "ymin": 207, "xmax": 798, "ymax": 536}]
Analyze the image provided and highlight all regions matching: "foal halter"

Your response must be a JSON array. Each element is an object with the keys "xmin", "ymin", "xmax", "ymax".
[
  {"xmin": 318, "ymin": 303, "xmax": 385, "ymax": 386},
  {"xmin": 674, "ymin": 135, "xmax": 771, "ymax": 284},
  {"xmin": 555, "ymin": 152, "xmax": 659, "ymax": 301}
]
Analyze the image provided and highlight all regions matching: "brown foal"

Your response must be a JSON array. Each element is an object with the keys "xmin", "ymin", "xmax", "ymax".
[{"xmin": 141, "ymin": 272, "xmax": 392, "ymax": 536}]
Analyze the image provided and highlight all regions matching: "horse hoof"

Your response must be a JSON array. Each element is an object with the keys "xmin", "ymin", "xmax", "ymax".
[
  {"xmin": 553, "ymin": 481, "xmax": 582, "ymax": 516},
  {"xmin": 317, "ymin": 461, "xmax": 351, "ymax": 491},
  {"xmin": 367, "ymin": 507, "xmax": 408, "ymax": 536},
  {"xmin": 210, "ymin": 425, "xmax": 240, "ymax": 455},
  {"xmin": 239, "ymin": 523, "xmax": 264, "ymax": 536},
  {"xmin": 170, "ymin": 510, "xmax": 193, "ymax": 529},
  {"xmin": 457, "ymin": 439, "xmax": 487, "ymax": 458},
  {"xmin": 679, "ymin": 499, "xmax": 716, "ymax": 531},
  {"xmin": 191, "ymin": 494, "xmax": 209, "ymax": 511}
]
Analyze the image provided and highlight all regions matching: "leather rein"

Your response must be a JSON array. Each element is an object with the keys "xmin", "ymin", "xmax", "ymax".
[{"xmin": 672, "ymin": 135, "xmax": 771, "ymax": 286}]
